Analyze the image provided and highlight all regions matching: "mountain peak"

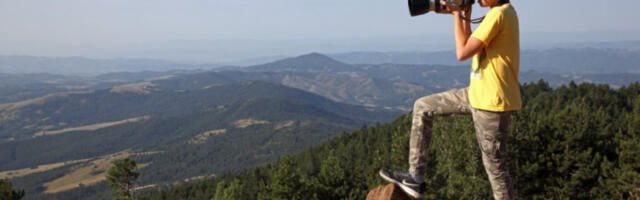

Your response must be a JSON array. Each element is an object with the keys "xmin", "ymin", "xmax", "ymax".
[
  {"xmin": 248, "ymin": 52, "xmax": 353, "ymax": 73},
  {"xmin": 276, "ymin": 52, "xmax": 345, "ymax": 66},
  {"xmin": 296, "ymin": 52, "xmax": 331, "ymax": 59}
]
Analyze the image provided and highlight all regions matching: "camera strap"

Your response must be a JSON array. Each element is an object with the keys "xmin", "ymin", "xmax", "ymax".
[
  {"xmin": 470, "ymin": 16, "xmax": 485, "ymax": 24},
  {"xmin": 458, "ymin": 8, "xmax": 483, "ymax": 24}
]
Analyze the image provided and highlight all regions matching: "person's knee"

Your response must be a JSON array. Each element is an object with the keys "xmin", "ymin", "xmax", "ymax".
[{"xmin": 413, "ymin": 96, "xmax": 435, "ymax": 115}]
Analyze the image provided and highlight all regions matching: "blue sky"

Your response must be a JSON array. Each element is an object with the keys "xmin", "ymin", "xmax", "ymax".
[{"xmin": 1, "ymin": 0, "xmax": 639, "ymax": 62}]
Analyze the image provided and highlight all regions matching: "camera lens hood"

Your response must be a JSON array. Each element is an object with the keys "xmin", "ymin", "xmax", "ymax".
[{"xmin": 408, "ymin": 0, "xmax": 430, "ymax": 16}]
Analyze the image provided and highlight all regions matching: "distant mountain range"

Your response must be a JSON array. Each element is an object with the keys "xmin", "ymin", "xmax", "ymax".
[
  {"xmin": 2, "ymin": 47, "xmax": 640, "ymax": 75},
  {"xmin": 330, "ymin": 48, "xmax": 640, "ymax": 74},
  {"xmin": 0, "ymin": 55, "xmax": 218, "ymax": 75},
  {"xmin": 1, "ymin": 52, "xmax": 639, "ymax": 109},
  {"xmin": 0, "ymin": 50, "xmax": 638, "ymax": 199}
]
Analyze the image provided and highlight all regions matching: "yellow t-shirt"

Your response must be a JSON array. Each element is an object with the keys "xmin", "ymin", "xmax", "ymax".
[{"xmin": 469, "ymin": 3, "xmax": 521, "ymax": 112}]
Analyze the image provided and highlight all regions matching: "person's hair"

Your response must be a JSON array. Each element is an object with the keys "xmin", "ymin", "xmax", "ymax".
[
  {"xmin": 498, "ymin": 0, "xmax": 510, "ymax": 5},
  {"xmin": 470, "ymin": 0, "xmax": 511, "ymax": 24}
]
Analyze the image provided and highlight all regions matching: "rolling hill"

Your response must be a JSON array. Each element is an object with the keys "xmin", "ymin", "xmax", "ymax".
[{"xmin": 0, "ymin": 80, "xmax": 399, "ymax": 199}]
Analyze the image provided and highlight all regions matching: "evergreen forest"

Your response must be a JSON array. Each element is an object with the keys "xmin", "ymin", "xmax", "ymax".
[{"xmin": 138, "ymin": 81, "xmax": 640, "ymax": 200}]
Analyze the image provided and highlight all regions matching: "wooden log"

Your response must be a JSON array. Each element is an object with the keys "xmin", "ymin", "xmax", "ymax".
[{"xmin": 366, "ymin": 183, "xmax": 411, "ymax": 200}]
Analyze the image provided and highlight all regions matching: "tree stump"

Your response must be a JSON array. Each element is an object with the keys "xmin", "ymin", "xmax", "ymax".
[{"xmin": 366, "ymin": 184, "xmax": 411, "ymax": 200}]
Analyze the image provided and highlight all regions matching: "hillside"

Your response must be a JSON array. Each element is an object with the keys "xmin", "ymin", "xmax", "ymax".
[
  {"xmin": 139, "ymin": 81, "xmax": 640, "ymax": 200},
  {"xmin": 0, "ymin": 71, "xmax": 196, "ymax": 104},
  {"xmin": 0, "ymin": 81, "xmax": 398, "ymax": 200},
  {"xmin": 153, "ymin": 70, "xmax": 437, "ymax": 111},
  {"xmin": 0, "ymin": 80, "xmax": 395, "ymax": 141}
]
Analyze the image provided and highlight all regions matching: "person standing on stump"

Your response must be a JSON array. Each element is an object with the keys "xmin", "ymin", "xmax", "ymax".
[{"xmin": 379, "ymin": 0, "xmax": 520, "ymax": 199}]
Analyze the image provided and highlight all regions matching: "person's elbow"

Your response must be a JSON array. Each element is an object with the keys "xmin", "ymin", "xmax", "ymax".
[
  {"xmin": 456, "ymin": 53, "xmax": 472, "ymax": 61},
  {"xmin": 456, "ymin": 54, "xmax": 465, "ymax": 61},
  {"xmin": 457, "ymin": 38, "xmax": 485, "ymax": 61}
]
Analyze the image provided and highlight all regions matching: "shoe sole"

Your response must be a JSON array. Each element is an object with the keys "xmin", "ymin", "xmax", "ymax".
[
  {"xmin": 378, "ymin": 170, "xmax": 423, "ymax": 199},
  {"xmin": 396, "ymin": 182, "xmax": 424, "ymax": 199}
]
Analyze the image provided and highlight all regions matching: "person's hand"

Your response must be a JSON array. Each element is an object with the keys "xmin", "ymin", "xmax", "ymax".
[
  {"xmin": 460, "ymin": 4, "xmax": 472, "ymax": 20},
  {"xmin": 440, "ymin": 0, "xmax": 461, "ymax": 14},
  {"xmin": 440, "ymin": 0, "xmax": 472, "ymax": 18}
]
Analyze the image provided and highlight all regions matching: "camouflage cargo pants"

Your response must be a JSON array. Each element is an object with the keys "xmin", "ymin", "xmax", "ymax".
[{"xmin": 408, "ymin": 88, "xmax": 517, "ymax": 200}]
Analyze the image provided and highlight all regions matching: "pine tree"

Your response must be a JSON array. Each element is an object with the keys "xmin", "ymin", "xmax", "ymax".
[
  {"xmin": 212, "ymin": 179, "xmax": 243, "ymax": 200},
  {"xmin": 106, "ymin": 158, "xmax": 140, "ymax": 200},
  {"xmin": 613, "ymin": 96, "xmax": 640, "ymax": 198},
  {"xmin": 0, "ymin": 179, "xmax": 25, "ymax": 200},
  {"xmin": 316, "ymin": 153, "xmax": 348, "ymax": 199},
  {"xmin": 259, "ymin": 156, "xmax": 315, "ymax": 200}
]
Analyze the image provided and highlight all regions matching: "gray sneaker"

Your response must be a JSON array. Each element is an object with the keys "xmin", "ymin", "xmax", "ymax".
[{"xmin": 378, "ymin": 169, "xmax": 426, "ymax": 199}]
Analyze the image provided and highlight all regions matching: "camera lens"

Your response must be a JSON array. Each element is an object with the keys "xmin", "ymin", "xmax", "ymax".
[
  {"xmin": 409, "ymin": 0, "xmax": 475, "ymax": 17},
  {"xmin": 408, "ymin": 0, "xmax": 431, "ymax": 16}
]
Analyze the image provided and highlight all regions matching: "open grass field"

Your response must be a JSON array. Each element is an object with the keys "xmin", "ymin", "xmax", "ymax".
[
  {"xmin": 43, "ymin": 150, "xmax": 155, "ymax": 194},
  {"xmin": 32, "ymin": 115, "xmax": 150, "ymax": 137},
  {"xmin": 0, "ymin": 158, "xmax": 91, "ymax": 179}
]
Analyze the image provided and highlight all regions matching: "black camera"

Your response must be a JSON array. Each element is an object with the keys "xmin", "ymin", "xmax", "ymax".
[{"xmin": 408, "ymin": 0, "xmax": 475, "ymax": 16}]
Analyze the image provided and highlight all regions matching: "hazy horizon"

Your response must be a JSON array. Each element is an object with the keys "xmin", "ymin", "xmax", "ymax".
[{"xmin": 1, "ymin": 0, "xmax": 639, "ymax": 62}]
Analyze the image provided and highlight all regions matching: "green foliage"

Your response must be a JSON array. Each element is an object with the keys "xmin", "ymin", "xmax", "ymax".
[
  {"xmin": 0, "ymin": 179, "xmax": 25, "ymax": 200},
  {"xmin": 106, "ymin": 158, "xmax": 139, "ymax": 200},
  {"xmin": 212, "ymin": 179, "xmax": 243, "ymax": 200},
  {"xmin": 316, "ymin": 154, "xmax": 349, "ymax": 198},
  {"xmin": 258, "ymin": 156, "xmax": 318, "ymax": 200},
  {"xmin": 140, "ymin": 81, "xmax": 640, "ymax": 200},
  {"xmin": 507, "ymin": 82, "xmax": 640, "ymax": 199}
]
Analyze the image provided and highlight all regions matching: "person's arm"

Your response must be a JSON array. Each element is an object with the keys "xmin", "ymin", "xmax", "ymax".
[{"xmin": 441, "ymin": 0, "xmax": 485, "ymax": 61}]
